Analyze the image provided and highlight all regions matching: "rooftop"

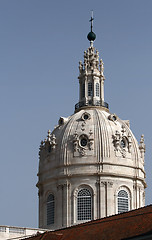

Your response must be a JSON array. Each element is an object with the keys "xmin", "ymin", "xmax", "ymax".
[{"xmin": 22, "ymin": 205, "xmax": 152, "ymax": 240}]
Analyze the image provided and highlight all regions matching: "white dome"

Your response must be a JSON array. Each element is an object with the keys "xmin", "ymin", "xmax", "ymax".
[
  {"xmin": 39, "ymin": 107, "xmax": 145, "ymax": 186},
  {"xmin": 37, "ymin": 42, "xmax": 146, "ymax": 230}
]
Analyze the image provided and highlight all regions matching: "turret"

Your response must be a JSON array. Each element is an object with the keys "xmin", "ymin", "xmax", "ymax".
[{"xmin": 75, "ymin": 13, "xmax": 108, "ymax": 112}]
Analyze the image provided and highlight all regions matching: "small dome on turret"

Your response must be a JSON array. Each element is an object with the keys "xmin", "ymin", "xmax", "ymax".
[{"xmin": 87, "ymin": 31, "xmax": 96, "ymax": 41}]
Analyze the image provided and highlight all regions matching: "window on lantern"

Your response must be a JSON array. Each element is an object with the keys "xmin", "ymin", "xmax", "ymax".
[
  {"xmin": 117, "ymin": 189, "xmax": 129, "ymax": 214},
  {"xmin": 88, "ymin": 82, "xmax": 93, "ymax": 96},
  {"xmin": 96, "ymin": 83, "xmax": 99, "ymax": 97},
  {"xmin": 77, "ymin": 188, "xmax": 92, "ymax": 221},
  {"xmin": 47, "ymin": 194, "xmax": 55, "ymax": 225}
]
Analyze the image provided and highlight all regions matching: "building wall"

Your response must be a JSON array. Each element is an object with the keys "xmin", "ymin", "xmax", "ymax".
[{"xmin": 0, "ymin": 226, "xmax": 45, "ymax": 240}]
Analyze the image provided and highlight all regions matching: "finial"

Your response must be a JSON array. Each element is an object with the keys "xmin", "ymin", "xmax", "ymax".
[
  {"xmin": 87, "ymin": 10, "xmax": 96, "ymax": 45},
  {"xmin": 139, "ymin": 134, "xmax": 146, "ymax": 160},
  {"xmin": 47, "ymin": 129, "xmax": 51, "ymax": 141}
]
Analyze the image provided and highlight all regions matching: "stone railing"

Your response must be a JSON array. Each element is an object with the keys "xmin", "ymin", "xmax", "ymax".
[{"xmin": 0, "ymin": 226, "xmax": 46, "ymax": 240}]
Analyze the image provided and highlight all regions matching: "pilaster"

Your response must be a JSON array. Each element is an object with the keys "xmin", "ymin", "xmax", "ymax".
[
  {"xmin": 100, "ymin": 181, "xmax": 107, "ymax": 218},
  {"xmin": 84, "ymin": 76, "xmax": 88, "ymax": 102},
  {"xmin": 95, "ymin": 180, "xmax": 100, "ymax": 219},
  {"xmin": 100, "ymin": 78, "xmax": 104, "ymax": 101},
  {"xmin": 107, "ymin": 181, "xmax": 114, "ymax": 216},
  {"xmin": 133, "ymin": 182, "xmax": 137, "ymax": 209},
  {"xmin": 57, "ymin": 184, "xmax": 64, "ymax": 227},
  {"xmin": 62, "ymin": 181, "xmax": 70, "ymax": 228}
]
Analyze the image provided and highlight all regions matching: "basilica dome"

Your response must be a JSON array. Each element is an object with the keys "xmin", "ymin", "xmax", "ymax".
[
  {"xmin": 37, "ymin": 21, "xmax": 146, "ymax": 230},
  {"xmin": 39, "ymin": 107, "xmax": 145, "ymax": 182}
]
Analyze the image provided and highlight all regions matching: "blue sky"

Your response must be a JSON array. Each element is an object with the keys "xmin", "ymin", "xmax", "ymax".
[{"xmin": 0, "ymin": 0, "xmax": 152, "ymax": 228}]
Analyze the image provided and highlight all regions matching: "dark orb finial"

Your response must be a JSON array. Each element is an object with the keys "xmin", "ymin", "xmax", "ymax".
[
  {"xmin": 87, "ymin": 11, "xmax": 96, "ymax": 43},
  {"xmin": 87, "ymin": 31, "xmax": 96, "ymax": 41}
]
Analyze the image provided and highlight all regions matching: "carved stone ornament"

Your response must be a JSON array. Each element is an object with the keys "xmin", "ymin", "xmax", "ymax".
[
  {"xmin": 88, "ymin": 129, "xmax": 94, "ymax": 150},
  {"xmin": 78, "ymin": 148, "xmax": 86, "ymax": 156},
  {"xmin": 107, "ymin": 181, "xmax": 114, "ymax": 187},
  {"xmin": 100, "ymin": 181, "xmax": 107, "ymax": 187},
  {"xmin": 73, "ymin": 131, "xmax": 94, "ymax": 157},
  {"xmin": 58, "ymin": 116, "xmax": 68, "ymax": 126},
  {"xmin": 139, "ymin": 134, "xmax": 146, "ymax": 161},
  {"xmin": 73, "ymin": 132, "xmax": 79, "ymax": 152},
  {"xmin": 39, "ymin": 130, "xmax": 57, "ymax": 156},
  {"xmin": 57, "ymin": 181, "xmax": 70, "ymax": 190},
  {"xmin": 81, "ymin": 122, "xmax": 86, "ymax": 131},
  {"xmin": 95, "ymin": 181, "xmax": 113, "ymax": 188},
  {"xmin": 79, "ymin": 61, "xmax": 83, "ymax": 73},
  {"xmin": 51, "ymin": 134, "xmax": 57, "ymax": 150},
  {"xmin": 113, "ymin": 125, "xmax": 132, "ymax": 158}
]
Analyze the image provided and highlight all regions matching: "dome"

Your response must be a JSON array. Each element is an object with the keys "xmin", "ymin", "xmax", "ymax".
[
  {"xmin": 38, "ymin": 107, "xmax": 146, "ymax": 230},
  {"xmin": 37, "ymin": 30, "xmax": 146, "ymax": 230},
  {"xmin": 39, "ymin": 107, "xmax": 145, "ymax": 186}
]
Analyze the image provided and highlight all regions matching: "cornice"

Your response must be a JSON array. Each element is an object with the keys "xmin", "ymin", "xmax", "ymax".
[
  {"xmin": 37, "ymin": 172, "xmax": 146, "ymax": 188},
  {"xmin": 37, "ymin": 161, "xmax": 145, "ymax": 177}
]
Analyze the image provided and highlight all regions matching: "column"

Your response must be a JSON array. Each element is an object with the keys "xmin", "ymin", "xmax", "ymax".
[
  {"xmin": 107, "ymin": 181, "xmax": 114, "ymax": 216},
  {"xmin": 84, "ymin": 76, "xmax": 88, "ymax": 103},
  {"xmin": 136, "ymin": 184, "xmax": 141, "ymax": 209},
  {"xmin": 38, "ymin": 187, "xmax": 43, "ymax": 228},
  {"xmin": 95, "ymin": 180, "xmax": 100, "ymax": 219},
  {"xmin": 100, "ymin": 181, "xmax": 106, "ymax": 218},
  {"xmin": 62, "ymin": 181, "xmax": 70, "ymax": 228},
  {"xmin": 100, "ymin": 78, "xmax": 104, "ymax": 102},
  {"xmin": 93, "ymin": 76, "xmax": 96, "ymax": 104},
  {"xmin": 133, "ymin": 182, "xmax": 137, "ymax": 209},
  {"xmin": 57, "ymin": 184, "xmax": 63, "ymax": 227}
]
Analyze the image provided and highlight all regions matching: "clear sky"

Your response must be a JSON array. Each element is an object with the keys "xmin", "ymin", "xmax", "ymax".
[{"xmin": 0, "ymin": 0, "xmax": 152, "ymax": 228}]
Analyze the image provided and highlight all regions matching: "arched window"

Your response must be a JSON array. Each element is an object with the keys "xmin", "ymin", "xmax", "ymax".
[
  {"xmin": 117, "ymin": 190, "xmax": 129, "ymax": 214},
  {"xmin": 96, "ymin": 83, "xmax": 100, "ymax": 97},
  {"xmin": 47, "ymin": 194, "xmax": 55, "ymax": 225},
  {"xmin": 77, "ymin": 188, "xmax": 92, "ymax": 221},
  {"xmin": 88, "ymin": 82, "xmax": 93, "ymax": 96}
]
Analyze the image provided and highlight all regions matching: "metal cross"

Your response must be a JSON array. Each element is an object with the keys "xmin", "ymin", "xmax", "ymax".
[{"xmin": 89, "ymin": 10, "xmax": 94, "ymax": 32}]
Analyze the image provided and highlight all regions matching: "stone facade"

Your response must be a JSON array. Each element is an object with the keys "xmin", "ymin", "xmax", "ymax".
[{"xmin": 37, "ymin": 38, "xmax": 146, "ymax": 230}]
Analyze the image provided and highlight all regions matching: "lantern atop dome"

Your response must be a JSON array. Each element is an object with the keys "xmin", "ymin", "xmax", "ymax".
[{"xmin": 75, "ymin": 13, "xmax": 108, "ymax": 112}]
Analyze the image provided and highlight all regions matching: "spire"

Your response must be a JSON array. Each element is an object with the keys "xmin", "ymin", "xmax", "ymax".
[
  {"xmin": 75, "ymin": 17, "xmax": 109, "ymax": 112},
  {"xmin": 87, "ymin": 11, "xmax": 96, "ymax": 46}
]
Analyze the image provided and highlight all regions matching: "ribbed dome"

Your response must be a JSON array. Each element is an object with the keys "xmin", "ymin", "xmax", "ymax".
[{"xmin": 39, "ymin": 107, "xmax": 145, "ymax": 184}]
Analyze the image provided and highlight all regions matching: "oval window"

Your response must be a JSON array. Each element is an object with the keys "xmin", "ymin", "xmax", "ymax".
[
  {"xmin": 80, "ymin": 138, "xmax": 88, "ymax": 147},
  {"xmin": 81, "ymin": 112, "xmax": 90, "ymax": 121},
  {"xmin": 121, "ymin": 139, "xmax": 126, "ymax": 148},
  {"xmin": 83, "ymin": 114, "xmax": 89, "ymax": 120},
  {"xmin": 112, "ymin": 115, "xmax": 117, "ymax": 121}
]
